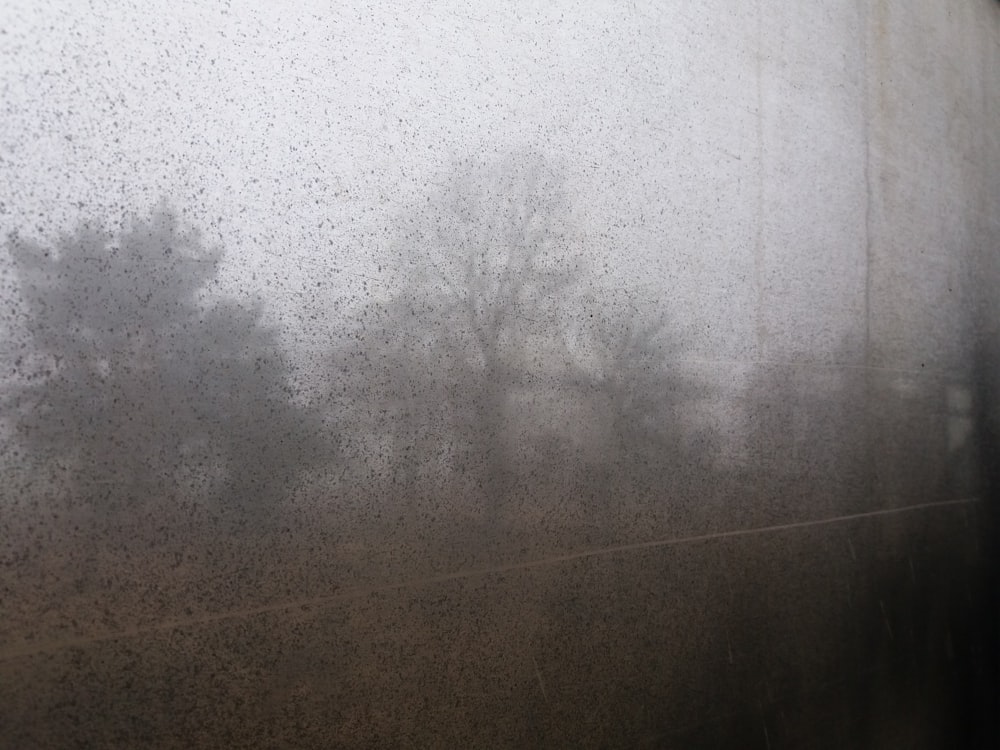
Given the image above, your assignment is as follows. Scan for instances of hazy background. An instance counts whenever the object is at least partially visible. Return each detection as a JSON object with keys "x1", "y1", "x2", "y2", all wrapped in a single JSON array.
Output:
[{"x1": 2, "y1": 1, "x2": 998, "y2": 747}]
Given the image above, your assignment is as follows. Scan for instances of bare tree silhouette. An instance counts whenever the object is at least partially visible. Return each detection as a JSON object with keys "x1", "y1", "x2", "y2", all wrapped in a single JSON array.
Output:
[
  {"x1": 377, "y1": 153, "x2": 587, "y2": 521},
  {"x1": 329, "y1": 151, "x2": 698, "y2": 530},
  {"x1": 560, "y1": 285, "x2": 696, "y2": 513}
]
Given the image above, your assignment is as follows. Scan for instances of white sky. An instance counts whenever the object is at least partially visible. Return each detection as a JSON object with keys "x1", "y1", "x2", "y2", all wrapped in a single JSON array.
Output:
[{"x1": 1, "y1": 0, "x2": 759, "y2": 362}]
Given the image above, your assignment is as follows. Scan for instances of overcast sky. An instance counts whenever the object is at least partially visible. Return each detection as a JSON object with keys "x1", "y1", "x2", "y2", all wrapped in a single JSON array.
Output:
[{"x1": 1, "y1": 0, "x2": 760, "y2": 365}]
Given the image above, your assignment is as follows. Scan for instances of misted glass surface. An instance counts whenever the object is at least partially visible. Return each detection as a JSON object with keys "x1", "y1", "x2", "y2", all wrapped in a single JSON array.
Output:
[{"x1": 1, "y1": 1, "x2": 997, "y2": 747}]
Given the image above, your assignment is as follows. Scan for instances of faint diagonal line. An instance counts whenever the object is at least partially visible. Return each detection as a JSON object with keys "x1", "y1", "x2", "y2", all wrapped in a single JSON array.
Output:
[{"x1": 0, "y1": 496, "x2": 980, "y2": 662}]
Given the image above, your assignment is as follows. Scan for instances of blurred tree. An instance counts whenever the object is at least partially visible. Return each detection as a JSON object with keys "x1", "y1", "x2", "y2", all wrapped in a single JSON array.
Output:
[
  {"x1": 331, "y1": 151, "x2": 697, "y2": 527},
  {"x1": 387, "y1": 153, "x2": 586, "y2": 520},
  {"x1": 562, "y1": 284, "x2": 694, "y2": 505},
  {"x1": 4, "y1": 205, "x2": 324, "y2": 525}
]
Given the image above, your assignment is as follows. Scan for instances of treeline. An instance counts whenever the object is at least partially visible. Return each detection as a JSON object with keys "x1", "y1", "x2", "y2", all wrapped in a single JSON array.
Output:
[
  {"x1": 1, "y1": 153, "x2": 703, "y2": 527},
  {"x1": 4, "y1": 152, "x2": 971, "y2": 530}
]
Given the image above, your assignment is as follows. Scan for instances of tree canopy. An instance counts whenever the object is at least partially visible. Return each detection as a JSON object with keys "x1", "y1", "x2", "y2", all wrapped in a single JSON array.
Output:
[{"x1": 5, "y1": 206, "x2": 323, "y2": 523}]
